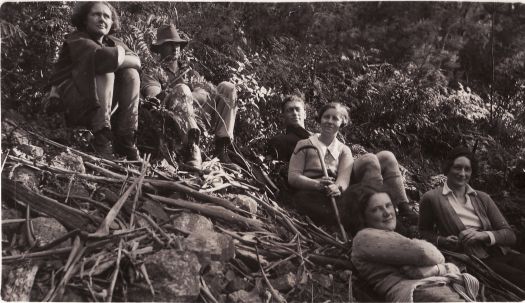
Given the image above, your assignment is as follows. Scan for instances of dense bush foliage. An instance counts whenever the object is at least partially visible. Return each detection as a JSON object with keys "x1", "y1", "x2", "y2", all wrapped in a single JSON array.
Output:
[{"x1": 2, "y1": 2, "x2": 524, "y2": 192}]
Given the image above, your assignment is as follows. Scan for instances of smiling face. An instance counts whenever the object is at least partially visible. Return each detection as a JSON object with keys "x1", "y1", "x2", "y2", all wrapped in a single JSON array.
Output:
[
  {"x1": 364, "y1": 192, "x2": 397, "y2": 231},
  {"x1": 85, "y1": 3, "x2": 113, "y2": 38},
  {"x1": 447, "y1": 156, "x2": 472, "y2": 189},
  {"x1": 320, "y1": 108, "x2": 344, "y2": 136},
  {"x1": 283, "y1": 100, "x2": 306, "y2": 128}
]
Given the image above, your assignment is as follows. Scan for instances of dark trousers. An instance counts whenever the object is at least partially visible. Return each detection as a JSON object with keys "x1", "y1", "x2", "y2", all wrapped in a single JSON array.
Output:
[{"x1": 484, "y1": 250, "x2": 525, "y2": 290}]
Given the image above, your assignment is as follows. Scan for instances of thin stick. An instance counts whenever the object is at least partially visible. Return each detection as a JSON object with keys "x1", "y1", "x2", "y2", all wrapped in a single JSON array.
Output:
[
  {"x1": 90, "y1": 164, "x2": 147, "y2": 238},
  {"x1": 130, "y1": 154, "x2": 150, "y2": 228},
  {"x1": 106, "y1": 240, "x2": 123, "y2": 302},
  {"x1": 255, "y1": 244, "x2": 286, "y2": 303}
]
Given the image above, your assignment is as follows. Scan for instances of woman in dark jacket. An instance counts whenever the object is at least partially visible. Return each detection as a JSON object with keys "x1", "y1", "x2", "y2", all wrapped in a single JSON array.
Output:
[
  {"x1": 419, "y1": 146, "x2": 525, "y2": 289},
  {"x1": 50, "y1": 1, "x2": 141, "y2": 160}
]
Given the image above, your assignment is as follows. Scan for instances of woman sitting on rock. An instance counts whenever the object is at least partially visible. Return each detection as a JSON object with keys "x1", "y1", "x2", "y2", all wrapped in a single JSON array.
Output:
[
  {"x1": 350, "y1": 183, "x2": 478, "y2": 302},
  {"x1": 419, "y1": 146, "x2": 525, "y2": 289}
]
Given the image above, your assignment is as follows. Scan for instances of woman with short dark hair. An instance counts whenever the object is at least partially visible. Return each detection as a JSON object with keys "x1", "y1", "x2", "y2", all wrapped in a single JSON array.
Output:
[
  {"x1": 419, "y1": 146, "x2": 525, "y2": 289},
  {"x1": 350, "y1": 183, "x2": 477, "y2": 302},
  {"x1": 50, "y1": 1, "x2": 141, "y2": 160}
]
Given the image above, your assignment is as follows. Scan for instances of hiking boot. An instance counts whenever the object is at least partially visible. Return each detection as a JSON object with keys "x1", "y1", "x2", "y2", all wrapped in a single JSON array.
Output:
[
  {"x1": 215, "y1": 136, "x2": 232, "y2": 163},
  {"x1": 92, "y1": 128, "x2": 114, "y2": 160},
  {"x1": 398, "y1": 202, "x2": 419, "y2": 225},
  {"x1": 183, "y1": 143, "x2": 202, "y2": 170},
  {"x1": 114, "y1": 131, "x2": 141, "y2": 161}
]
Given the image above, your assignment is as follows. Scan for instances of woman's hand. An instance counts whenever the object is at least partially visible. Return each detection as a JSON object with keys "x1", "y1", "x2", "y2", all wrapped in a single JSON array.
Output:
[
  {"x1": 318, "y1": 177, "x2": 341, "y2": 197},
  {"x1": 438, "y1": 235, "x2": 459, "y2": 249},
  {"x1": 401, "y1": 265, "x2": 438, "y2": 278},
  {"x1": 459, "y1": 228, "x2": 490, "y2": 246}
]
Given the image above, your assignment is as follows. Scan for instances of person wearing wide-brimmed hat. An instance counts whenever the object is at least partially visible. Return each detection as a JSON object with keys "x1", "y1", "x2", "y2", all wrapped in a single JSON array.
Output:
[
  {"x1": 50, "y1": 1, "x2": 141, "y2": 161},
  {"x1": 141, "y1": 24, "x2": 238, "y2": 170}
]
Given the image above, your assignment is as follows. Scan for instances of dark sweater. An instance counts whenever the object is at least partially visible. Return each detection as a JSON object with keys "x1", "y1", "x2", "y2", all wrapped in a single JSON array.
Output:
[{"x1": 268, "y1": 125, "x2": 311, "y2": 161}]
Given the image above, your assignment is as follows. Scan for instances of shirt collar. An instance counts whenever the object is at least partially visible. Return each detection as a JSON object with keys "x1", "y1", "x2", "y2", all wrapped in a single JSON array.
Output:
[
  {"x1": 442, "y1": 182, "x2": 477, "y2": 196},
  {"x1": 310, "y1": 134, "x2": 344, "y2": 159}
]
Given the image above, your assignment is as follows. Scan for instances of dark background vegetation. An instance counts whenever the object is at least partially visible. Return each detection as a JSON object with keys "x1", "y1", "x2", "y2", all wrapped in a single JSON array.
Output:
[{"x1": 1, "y1": 2, "x2": 525, "y2": 232}]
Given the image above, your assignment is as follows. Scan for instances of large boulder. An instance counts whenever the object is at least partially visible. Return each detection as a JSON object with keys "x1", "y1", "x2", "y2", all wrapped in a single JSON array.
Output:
[
  {"x1": 128, "y1": 250, "x2": 201, "y2": 302},
  {"x1": 183, "y1": 231, "x2": 235, "y2": 265}
]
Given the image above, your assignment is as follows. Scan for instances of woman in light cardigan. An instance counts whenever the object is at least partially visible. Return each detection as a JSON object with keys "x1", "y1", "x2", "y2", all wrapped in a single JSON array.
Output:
[
  {"x1": 350, "y1": 183, "x2": 478, "y2": 302},
  {"x1": 419, "y1": 146, "x2": 525, "y2": 289},
  {"x1": 288, "y1": 102, "x2": 353, "y2": 225}
]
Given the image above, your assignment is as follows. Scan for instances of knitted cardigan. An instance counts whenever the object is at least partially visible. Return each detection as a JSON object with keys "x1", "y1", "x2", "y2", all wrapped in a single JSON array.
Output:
[{"x1": 419, "y1": 186, "x2": 516, "y2": 258}]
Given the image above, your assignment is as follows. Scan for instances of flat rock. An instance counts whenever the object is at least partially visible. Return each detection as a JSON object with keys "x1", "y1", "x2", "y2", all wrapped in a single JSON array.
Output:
[
  {"x1": 31, "y1": 217, "x2": 69, "y2": 248},
  {"x1": 184, "y1": 231, "x2": 235, "y2": 265},
  {"x1": 17, "y1": 144, "x2": 44, "y2": 158},
  {"x1": 50, "y1": 152, "x2": 86, "y2": 174},
  {"x1": 172, "y1": 212, "x2": 214, "y2": 235},
  {"x1": 128, "y1": 250, "x2": 201, "y2": 302},
  {"x1": 227, "y1": 290, "x2": 262, "y2": 303},
  {"x1": 269, "y1": 272, "x2": 296, "y2": 291},
  {"x1": 233, "y1": 195, "x2": 258, "y2": 215},
  {"x1": 12, "y1": 166, "x2": 41, "y2": 192}
]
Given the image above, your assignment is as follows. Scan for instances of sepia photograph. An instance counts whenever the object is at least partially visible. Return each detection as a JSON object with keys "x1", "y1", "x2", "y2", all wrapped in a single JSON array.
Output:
[{"x1": 1, "y1": 1, "x2": 525, "y2": 301}]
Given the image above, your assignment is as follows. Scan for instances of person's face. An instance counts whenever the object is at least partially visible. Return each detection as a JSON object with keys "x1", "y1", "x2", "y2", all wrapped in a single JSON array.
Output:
[
  {"x1": 364, "y1": 193, "x2": 397, "y2": 231},
  {"x1": 320, "y1": 108, "x2": 344, "y2": 136},
  {"x1": 158, "y1": 42, "x2": 182, "y2": 60},
  {"x1": 85, "y1": 3, "x2": 113, "y2": 38},
  {"x1": 447, "y1": 156, "x2": 472, "y2": 189},
  {"x1": 283, "y1": 100, "x2": 306, "y2": 127}
]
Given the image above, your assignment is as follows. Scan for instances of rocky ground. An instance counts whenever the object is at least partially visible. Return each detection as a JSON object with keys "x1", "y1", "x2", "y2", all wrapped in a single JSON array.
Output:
[{"x1": 2, "y1": 108, "x2": 525, "y2": 302}]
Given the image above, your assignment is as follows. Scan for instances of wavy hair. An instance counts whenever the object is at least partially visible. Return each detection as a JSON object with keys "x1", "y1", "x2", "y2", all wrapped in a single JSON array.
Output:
[
  {"x1": 71, "y1": 2, "x2": 121, "y2": 34},
  {"x1": 347, "y1": 183, "x2": 391, "y2": 236},
  {"x1": 316, "y1": 102, "x2": 350, "y2": 127}
]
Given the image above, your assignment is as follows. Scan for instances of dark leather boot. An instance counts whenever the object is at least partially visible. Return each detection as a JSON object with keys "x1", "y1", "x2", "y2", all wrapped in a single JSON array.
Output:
[
  {"x1": 215, "y1": 137, "x2": 232, "y2": 163},
  {"x1": 92, "y1": 128, "x2": 114, "y2": 160},
  {"x1": 114, "y1": 131, "x2": 141, "y2": 161}
]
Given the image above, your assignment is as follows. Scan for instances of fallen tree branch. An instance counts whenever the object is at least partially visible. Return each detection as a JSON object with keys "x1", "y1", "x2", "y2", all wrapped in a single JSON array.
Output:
[
  {"x1": 2, "y1": 177, "x2": 96, "y2": 232},
  {"x1": 147, "y1": 193, "x2": 265, "y2": 231}
]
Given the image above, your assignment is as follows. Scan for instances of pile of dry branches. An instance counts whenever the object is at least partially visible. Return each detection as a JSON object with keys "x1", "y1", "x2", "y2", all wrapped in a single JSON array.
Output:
[{"x1": 1, "y1": 118, "x2": 357, "y2": 302}]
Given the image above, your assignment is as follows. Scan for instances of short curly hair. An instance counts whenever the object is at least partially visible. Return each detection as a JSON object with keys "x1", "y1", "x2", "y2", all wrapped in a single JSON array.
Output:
[
  {"x1": 442, "y1": 146, "x2": 478, "y2": 178},
  {"x1": 71, "y1": 2, "x2": 121, "y2": 34},
  {"x1": 280, "y1": 95, "x2": 305, "y2": 112},
  {"x1": 316, "y1": 102, "x2": 350, "y2": 127}
]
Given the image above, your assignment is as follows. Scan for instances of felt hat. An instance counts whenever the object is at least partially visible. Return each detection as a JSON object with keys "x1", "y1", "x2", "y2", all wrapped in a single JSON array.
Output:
[{"x1": 151, "y1": 24, "x2": 188, "y2": 53}]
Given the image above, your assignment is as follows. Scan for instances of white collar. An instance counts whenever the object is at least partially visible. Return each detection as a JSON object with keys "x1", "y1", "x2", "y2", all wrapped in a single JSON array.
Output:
[
  {"x1": 442, "y1": 182, "x2": 477, "y2": 196},
  {"x1": 310, "y1": 134, "x2": 344, "y2": 159}
]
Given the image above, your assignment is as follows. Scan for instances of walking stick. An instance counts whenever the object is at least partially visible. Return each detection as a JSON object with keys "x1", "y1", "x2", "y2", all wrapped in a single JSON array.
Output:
[{"x1": 295, "y1": 144, "x2": 349, "y2": 243}]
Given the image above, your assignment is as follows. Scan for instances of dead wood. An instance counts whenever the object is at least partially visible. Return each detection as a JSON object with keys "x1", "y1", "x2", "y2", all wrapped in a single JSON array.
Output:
[
  {"x1": 145, "y1": 179, "x2": 245, "y2": 214},
  {"x1": 147, "y1": 193, "x2": 266, "y2": 231},
  {"x1": 2, "y1": 177, "x2": 96, "y2": 232}
]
